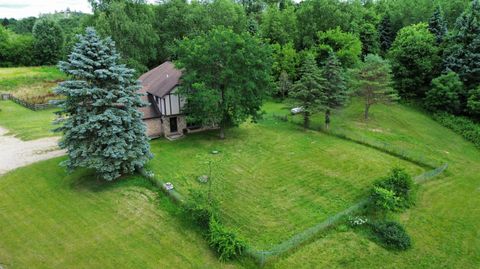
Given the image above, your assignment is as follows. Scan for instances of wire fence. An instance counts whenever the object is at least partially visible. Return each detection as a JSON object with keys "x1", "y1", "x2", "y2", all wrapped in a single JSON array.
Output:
[
  {"x1": 270, "y1": 113, "x2": 441, "y2": 169},
  {"x1": 245, "y1": 163, "x2": 448, "y2": 266}
]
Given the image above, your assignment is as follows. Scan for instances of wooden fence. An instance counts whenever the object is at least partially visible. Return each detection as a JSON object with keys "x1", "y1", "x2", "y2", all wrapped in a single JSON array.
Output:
[{"x1": 1, "y1": 93, "x2": 57, "y2": 111}]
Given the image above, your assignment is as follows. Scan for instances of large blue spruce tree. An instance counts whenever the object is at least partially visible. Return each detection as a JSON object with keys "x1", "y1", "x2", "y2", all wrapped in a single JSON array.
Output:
[{"x1": 55, "y1": 27, "x2": 152, "y2": 181}]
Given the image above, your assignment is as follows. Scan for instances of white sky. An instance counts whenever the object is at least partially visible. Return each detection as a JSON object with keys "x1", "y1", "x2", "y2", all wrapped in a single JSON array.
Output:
[{"x1": 0, "y1": 0, "x2": 92, "y2": 19}]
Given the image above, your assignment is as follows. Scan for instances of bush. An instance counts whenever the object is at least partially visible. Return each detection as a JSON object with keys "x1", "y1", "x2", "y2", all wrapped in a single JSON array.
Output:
[
  {"x1": 371, "y1": 168, "x2": 416, "y2": 212},
  {"x1": 371, "y1": 186, "x2": 399, "y2": 211},
  {"x1": 182, "y1": 189, "x2": 218, "y2": 229},
  {"x1": 467, "y1": 87, "x2": 480, "y2": 117},
  {"x1": 425, "y1": 72, "x2": 464, "y2": 114},
  {"x1": 433, "y1": 112, "x2": 480, "y2": 148},
  {"x1": 370, "y1": 220, "x2": 412, "y2": 250},
  {"x1": 208, "y1": 217, "x2": 246, "y2": 261}
]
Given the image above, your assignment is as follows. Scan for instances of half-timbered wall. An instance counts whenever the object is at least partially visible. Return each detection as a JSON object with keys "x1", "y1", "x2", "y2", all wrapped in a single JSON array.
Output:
[{"x1": 154, "y1": 87, "x2": 183, "y2": 116}]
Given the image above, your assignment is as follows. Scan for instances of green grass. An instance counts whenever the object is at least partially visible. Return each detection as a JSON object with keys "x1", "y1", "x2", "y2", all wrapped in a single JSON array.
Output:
[
  {"x1": 0, "y1": 100, "x2": 57, "y2": 140},
  {"x1": 147, "y1": 116, "x2": 423, "y2": 250},
  {"x1": 0, "y1": 158, "x2": 241, "y2": 269},
  {"x1": 262, "y1": 99, "x2": 480, "y2": 268},
  {"x1": 1, "y1": 97, "x2": 479, "y2": 268},
  {"x1": 0, "y1": 66, "x2": 65, "y2": 104}
]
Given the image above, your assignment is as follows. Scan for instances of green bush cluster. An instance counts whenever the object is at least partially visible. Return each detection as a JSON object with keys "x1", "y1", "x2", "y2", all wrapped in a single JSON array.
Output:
[
  {"x1": 433, "y1": 112, "x2": 480, "y2": 148},
  {"x1": 182, "y1": 189, "x2": 218, "y2": 229},
  {"x1": 208, "y1": 217, "x2": 246, "y2": 261},
  {"x1": 370, "y1": 220, "x2": 412, "y2": 250},
  {"x1": 0, "y1": 26, "x2": 35, "y2": 67},
  {"x1": 182, "y1": 189, "x2": 245, "y2": 261},
  {"x1": 370, "y1": 168, "x2": 416, "y2": 212}
]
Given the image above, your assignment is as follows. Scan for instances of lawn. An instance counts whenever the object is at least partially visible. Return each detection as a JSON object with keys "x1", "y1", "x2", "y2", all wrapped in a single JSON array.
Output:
[
  {"x1": 0, "y1": 157, "x2": 241, "y2": 269},
  {"x1": 0, "y1": 66, "x2": 65, "y2": 104},
  {"x1": 263, "y1": 99, "x2": 480, "y2": 268},
  {"x1": 1, "y1": 98, "x2": 478, "y2": 268},
  {"x1": 0, "y1": 100, "x2": 57, "y2": 140},
  {"x1": 147, "y1": 116, "x2": 423, "y2": 250}
]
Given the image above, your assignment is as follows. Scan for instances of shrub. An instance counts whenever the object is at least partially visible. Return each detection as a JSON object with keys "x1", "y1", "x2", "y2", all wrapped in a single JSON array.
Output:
[
  {"x1": 425, "y1": 72, "x2": 464, "y2": 114},
  {"x1": 371, "y1": 168, "x2": 416, "y2": 212},
  {"x1": 182, "y1": 189, "x2": 218, "y2": 229},
  {"x1": 433, "y1": 112, "x2": 480, "y2": 148},
  {"x1": 371, "y1": 186, "x2": 399, "y2": 211},
  {"x1": 467, "y1": 86, "x2": 480, "y2": 117},
  {"x1": 370, "y1": 220, "x2": 412, "y2": 250},
  {"x1": 208, "y1": 217, "x2": 246, "y2": 261}
]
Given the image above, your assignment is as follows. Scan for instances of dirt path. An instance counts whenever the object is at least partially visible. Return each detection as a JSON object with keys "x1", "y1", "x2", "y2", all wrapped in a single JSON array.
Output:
[{"x1": 0, "y1": 126, "x2": 65, "y2": 175}]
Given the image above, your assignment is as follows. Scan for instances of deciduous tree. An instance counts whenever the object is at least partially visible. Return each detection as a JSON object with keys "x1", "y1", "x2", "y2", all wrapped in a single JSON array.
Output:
[
  {"x1": 175, "y1": 28, "x2": 273, "y2": 139},
  {"x1": 32, "y1": 18, "x2": 64, "y2": 65},
  {"x1": 388, "y1": 23, "x2": 440, "y2": 98}
]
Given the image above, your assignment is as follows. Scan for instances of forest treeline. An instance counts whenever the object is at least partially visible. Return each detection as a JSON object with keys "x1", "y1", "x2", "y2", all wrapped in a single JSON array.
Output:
[{"x1": 1, "y1": 0, "x2": 479, "y2": 119}]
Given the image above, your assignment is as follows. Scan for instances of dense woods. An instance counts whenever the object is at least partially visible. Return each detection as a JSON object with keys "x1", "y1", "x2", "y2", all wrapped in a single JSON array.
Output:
[{"x1": 2, "y1": 0, "x2": 480, "y2": 121}]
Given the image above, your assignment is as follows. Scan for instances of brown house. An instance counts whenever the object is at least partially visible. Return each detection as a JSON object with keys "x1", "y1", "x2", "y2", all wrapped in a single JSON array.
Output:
[{"x1": 138, "y1": 61, "x2": 187, "y2": 139}]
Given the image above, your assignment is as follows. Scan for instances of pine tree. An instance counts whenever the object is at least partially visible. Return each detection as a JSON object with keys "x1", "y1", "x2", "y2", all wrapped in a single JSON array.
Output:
[
  {"x1": 443, "y1": 0, "x2": 480, "y2": 88},
  {"x1": 378, "y1": 13, "x2": 394, "y2": 54},
  {"x1": 428, "y1": 6, "x2": 448, "y2": 44},
  {"x1": 321, "y1": 52, "x2": 348, "y2": 130},
  {"x1": 55, "y1": 27, "x2": 152, "y2": 181},
  {"x1": 352, "y1": 54, "x2": 399, "y2": 120},
  {"x1": 290, "y1": 54, "x2": 326, "y2": 129}
]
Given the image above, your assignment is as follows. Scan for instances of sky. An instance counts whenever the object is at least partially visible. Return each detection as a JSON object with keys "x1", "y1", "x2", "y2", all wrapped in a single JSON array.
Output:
[{"x1": 0, "y1": 0, "x2": 93, "y2": 19}]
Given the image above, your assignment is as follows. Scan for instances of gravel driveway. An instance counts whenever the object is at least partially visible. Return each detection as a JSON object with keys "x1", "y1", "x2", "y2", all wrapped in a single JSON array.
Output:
[{"x1": 0, "y1": 126, "x2": 65, "y2": 175}]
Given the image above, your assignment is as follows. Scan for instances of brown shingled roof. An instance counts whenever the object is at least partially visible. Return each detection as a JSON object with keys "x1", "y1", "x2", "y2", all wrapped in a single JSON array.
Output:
[
  {"x1": 137, "y1": 61, "x2": 182, "y2": 120},
  {"x1": 139, "y1": 61, "x2": 182, "y2": 98}
]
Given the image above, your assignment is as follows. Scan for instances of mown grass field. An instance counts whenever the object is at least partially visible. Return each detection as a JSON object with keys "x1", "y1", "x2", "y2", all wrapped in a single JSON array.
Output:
[
  {"x1": 0, "y1": 98, "x2": 479, "y2": 268},
  {"x1": 263, "y1": 100, "x2": 480, "y2": 268},
  {"x1": 0, "y1": 66, "x2": 65, "y2": 104},
  {"x1": 0, "y1": 100, "x2": 57, "y2": 140},
  {"x1": 0, "y1": 158, "x2": 241, "y2": 269},
  {"x1": 147, "y1": 116, "x2": 423, "y2": 250}
]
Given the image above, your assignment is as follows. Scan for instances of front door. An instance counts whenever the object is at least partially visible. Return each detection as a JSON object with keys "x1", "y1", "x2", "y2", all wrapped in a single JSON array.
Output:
[{"x1": 170, "y1": 117, "x2": 178, "y2": 133}]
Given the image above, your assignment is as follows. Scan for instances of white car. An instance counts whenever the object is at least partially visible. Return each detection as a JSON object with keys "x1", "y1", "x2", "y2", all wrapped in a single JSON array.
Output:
[{"x1": 291, "y1": 107, "x2": 304, "y2": 115}]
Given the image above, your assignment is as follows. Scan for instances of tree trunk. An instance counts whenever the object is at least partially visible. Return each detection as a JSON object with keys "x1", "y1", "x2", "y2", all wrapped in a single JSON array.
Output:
[
  {"x1": 325, "y1": 109, "x2": 331, "y2": 130},
  {"x1": 219, "y1": 126, "x2": 225, "y2": 139},
  {"x1": 303, "y1": 112, "x2": 310, "y2": 129},
  {"x1": 364, "y1": 104, "x2": 370, "y2": 120}
]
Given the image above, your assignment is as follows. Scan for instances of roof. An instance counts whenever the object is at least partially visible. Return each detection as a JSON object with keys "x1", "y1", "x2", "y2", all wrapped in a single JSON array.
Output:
[
  {"x1": 137, "y1": 61, "x2": 182, "y2": 120},
  {"x1": 139, "y1": 61, "x2": 182, "y2": 98}
]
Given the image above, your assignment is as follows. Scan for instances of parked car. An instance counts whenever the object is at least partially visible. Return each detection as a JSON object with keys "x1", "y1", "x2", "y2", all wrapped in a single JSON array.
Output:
[{"x1": 291, "y1": 107, "x2": 304, "y2": 115}]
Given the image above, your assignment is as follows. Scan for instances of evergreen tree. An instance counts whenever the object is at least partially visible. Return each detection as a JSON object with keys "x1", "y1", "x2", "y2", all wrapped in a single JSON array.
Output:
[
  {"x1": 290, "y1": 54, "x2": 326, "y2": 129},
  {"x1": 55, "y1": 27, "x2": 152, "y2": 181},
  {"x1": 429, "y1": 6, "x2": 448, "y2": 44},
  {"x1": 359, "y1": 22, "x2": 380, "y2": 57},
  {"x1": 443, "y1": 0, "x2": 480, "y2": 88},
  {"x1": 321, "y1": 52, "x2": 348, "y2": 129},
  {"x1": 378, "y1": 13, "x2": 394, "y2": 54},
  {"x1": 352, "y1": 54, "x2": 398, "y2": 120},
  {"x1": 32, "y1": 18, "x2": 64, "y2": 65}
]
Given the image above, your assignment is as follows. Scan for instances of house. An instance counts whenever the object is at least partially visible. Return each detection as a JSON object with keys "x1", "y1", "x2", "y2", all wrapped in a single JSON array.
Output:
[{"x1": 138, "y1": 61, "x2": 187, "y2": 139}]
